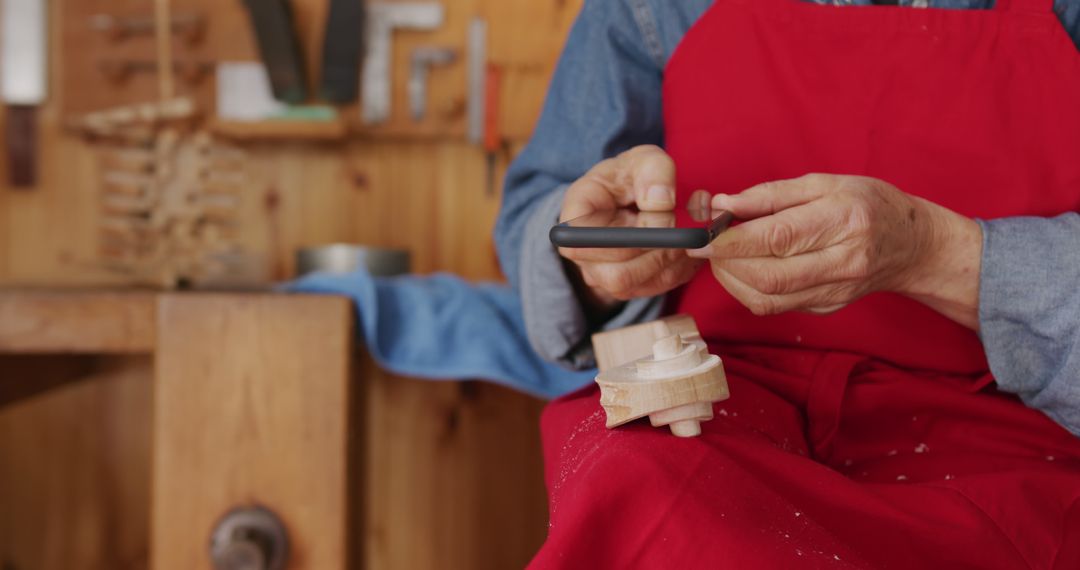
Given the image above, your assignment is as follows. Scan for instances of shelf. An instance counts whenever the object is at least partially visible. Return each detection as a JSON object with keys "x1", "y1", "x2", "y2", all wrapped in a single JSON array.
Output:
[
  {"x1": 209, "y1": 119, "x2": 349, "y2": 142},
  {"x1": 0, "y1": 290, "x2": 157, "y2": 353}
]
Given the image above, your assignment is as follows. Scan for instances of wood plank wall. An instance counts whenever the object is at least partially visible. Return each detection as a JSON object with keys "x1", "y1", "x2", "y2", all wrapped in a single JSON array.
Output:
[
  {"x1": 0, "y1": 0, "x2": 583, "y2": 568},
  {"x1": 0, "y1": 0, "x2": 581, "y2": 284}
]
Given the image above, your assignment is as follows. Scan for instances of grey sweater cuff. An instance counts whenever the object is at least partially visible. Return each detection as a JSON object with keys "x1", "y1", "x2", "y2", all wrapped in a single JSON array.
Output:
[
  {"x1": 978, "y1": 214, "x2": 1080, "y2": 436},
  {"x1": 519, "y1": 187, "x2": 664, "y2": 370}
]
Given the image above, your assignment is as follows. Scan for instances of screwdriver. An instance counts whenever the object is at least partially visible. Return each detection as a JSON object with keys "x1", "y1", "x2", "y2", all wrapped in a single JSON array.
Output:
[{"x1": 483, "y1": 63, "x2": 503, "y2": 197}]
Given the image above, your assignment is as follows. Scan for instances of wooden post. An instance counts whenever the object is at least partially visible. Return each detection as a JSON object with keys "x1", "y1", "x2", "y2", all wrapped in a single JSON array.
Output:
[{"x1": 151, "y1": 294, "x2": 355, "y2": 569}]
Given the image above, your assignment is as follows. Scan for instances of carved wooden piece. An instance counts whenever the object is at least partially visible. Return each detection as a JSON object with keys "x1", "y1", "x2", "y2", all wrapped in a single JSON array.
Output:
[
  {"x1": 95, "y1": 129, "x2": 255, "y2": 288},
  {"x1": 591, "y1": 314, "x2": 700, "y2": 371},
  {"x1": 593, "y1": 315, "x2": 728, "y2": 437}
]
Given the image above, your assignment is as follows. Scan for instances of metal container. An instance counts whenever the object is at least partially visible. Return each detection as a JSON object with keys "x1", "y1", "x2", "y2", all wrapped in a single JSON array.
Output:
[{"x1": 295, "y1": 244, "x2": 410, "y2": 277}]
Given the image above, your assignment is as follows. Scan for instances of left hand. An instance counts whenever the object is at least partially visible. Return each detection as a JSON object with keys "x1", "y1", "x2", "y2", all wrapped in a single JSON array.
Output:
[{"x1": 687, "y1": 174, "x2": 981, "y2": 325}]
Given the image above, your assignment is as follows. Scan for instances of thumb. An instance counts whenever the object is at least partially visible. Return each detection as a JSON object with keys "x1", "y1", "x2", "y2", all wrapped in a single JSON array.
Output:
[
  {"x1": 712, "y1": 176, "x2": 826, "y2": 220},
  {"x1": 616, "y1": 145, "x2": 676, "y2": 211}
]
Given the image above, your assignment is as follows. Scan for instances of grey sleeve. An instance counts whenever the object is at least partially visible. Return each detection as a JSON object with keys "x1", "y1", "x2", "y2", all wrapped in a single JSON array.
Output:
[
  {"x1": 978, "y1": 214, "x2": 1080, "y2": 436},
  {"x1": 520, "y1": 185, "x2": 664, "y2": 369}
]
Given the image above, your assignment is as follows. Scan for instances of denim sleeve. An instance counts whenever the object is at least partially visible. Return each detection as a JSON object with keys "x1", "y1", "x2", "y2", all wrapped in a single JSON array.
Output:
[
  {"x1": 494, "y1": 0, "x2": 669, "y2": 369},
  {"x1": 978, "y1": 214, "x2": 1080, "y2": 436}
]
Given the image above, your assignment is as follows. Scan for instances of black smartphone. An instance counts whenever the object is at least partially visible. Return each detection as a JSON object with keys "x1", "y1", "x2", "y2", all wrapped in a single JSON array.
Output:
[{"x1": 550, "y1": 208, "x2": 734, "y2": 249}]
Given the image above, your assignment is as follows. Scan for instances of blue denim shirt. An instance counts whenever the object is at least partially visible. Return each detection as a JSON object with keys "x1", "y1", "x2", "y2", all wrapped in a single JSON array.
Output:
[{"x1": 494, "y1": 0, "x2": 1080, "y2": 436}]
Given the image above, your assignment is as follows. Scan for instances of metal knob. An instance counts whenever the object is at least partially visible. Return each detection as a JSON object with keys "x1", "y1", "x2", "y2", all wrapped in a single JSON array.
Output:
[{"x1": 209, "y1": 506, "x2": 288, "y2": 570}]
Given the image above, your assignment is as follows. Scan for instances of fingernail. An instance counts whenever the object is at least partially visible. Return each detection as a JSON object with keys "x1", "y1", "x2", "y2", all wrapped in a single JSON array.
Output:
[
  {"x1": 686, "y1": 246, "x2": 709, "y2": 258},
  {"x1": 646, "y1": 185, "x2": 674, "y2": 205}
]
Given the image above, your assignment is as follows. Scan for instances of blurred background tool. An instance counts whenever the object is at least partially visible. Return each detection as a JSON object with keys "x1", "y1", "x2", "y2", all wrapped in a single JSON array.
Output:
[
  {"x1": 319, "y1": 0, "x2": 365, "y2": 103},
  {"x1": 483, "y1": 63, "x2": 503, "y2": 196},
  {"x1": 362, "y1": 2, "x2": 445, "y2": 124},
  {"x1": 213, "y1": 61, "x2": 346, "y2": 141},
  {"x1": 296, "y1": 244, "x2": 410, "y2": 277},
  {"x1": 1, "y1": 0, "x2": 47, "y2": 189},
  {"x1": 408, "y1": 47, "x2": 457, "y2": 121},
  {"x1": 466, "y1": 17, "x2": 487, "y2": 145},
  {"x1": 242, "y1": 0, "x2": 307, "y2": 103},
  {"x1": 215, "y1": 62, "x2": 288, "y2": 121}
]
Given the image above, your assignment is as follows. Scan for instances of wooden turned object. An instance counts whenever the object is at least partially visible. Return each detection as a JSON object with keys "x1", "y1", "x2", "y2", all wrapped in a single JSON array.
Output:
[{"x1": 593, "y1": 315, "x2": 729, "y2": 438}]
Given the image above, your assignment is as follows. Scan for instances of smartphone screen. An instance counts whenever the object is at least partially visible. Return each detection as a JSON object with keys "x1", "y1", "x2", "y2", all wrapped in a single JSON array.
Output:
[{"x1": 550, "y1": 208, "x2": 734, "y2": 249}]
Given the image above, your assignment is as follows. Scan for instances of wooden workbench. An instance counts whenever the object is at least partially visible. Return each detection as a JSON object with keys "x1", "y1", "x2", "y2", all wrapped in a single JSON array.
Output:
[{"x1": 0, "y1": 290, "x2": 547, "y2": 570}]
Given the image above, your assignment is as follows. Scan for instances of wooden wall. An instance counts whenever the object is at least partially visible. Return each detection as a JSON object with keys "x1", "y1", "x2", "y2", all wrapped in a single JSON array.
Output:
[
  {"x1": 0, "y1": 0, "x2": 581, "y2": 284},
  {"x1": 0, "y1": 0, "x2": 582, "y2": 568}
]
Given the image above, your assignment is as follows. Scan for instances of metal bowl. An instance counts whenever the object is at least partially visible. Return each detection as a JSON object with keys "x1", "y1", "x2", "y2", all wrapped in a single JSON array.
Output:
[{"x1": 295, "y1": 244, "x2": 410, "y2": 277}]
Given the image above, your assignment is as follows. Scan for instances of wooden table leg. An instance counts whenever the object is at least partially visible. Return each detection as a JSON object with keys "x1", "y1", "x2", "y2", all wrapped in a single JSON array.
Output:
[{"x1": 151, "y1": 294, "x2": 355, "y2": 570}]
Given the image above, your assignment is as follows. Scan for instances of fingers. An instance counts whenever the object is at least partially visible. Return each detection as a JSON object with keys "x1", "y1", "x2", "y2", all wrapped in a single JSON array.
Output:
[
  {"x1": 579, "y1": 249, "x2": 699, "y2": 300},
  {"x1": 689, "y1": 174, "x2": 918, "y2": 316},
  {"x1": 557, "y1": 144, "x2": 693, "y2": 301},
  {"x1": 711, "y1": 244, "x2": 866, "y2": 296},
  {"x1": 560, "y1": 163, "x2": 630, "y2": 221},
  {"x1": 689, "y1": 197, "x2": 848, "y2": 259},
  {"x1": 560, "y1": 246, "x2": 645, "y2": 263},
  {"x1": 615, "y1": 145, "x2": 677, "y2": 211},
  {"x1": 635, "y1": 211, "x2": 676, "y2": 228},
  {"x1": 711, "y1": 174, "x2": 831, "y2": 220},
  {"x1": 560, "y1": 145, "x2": 676, "y2": 222},
  {"x1": 710, "y1": 265, "x2": 854, "y2": 316},
  {"x1": 688, "y1": 189, "x2": 711, "y2": 214},
  {"x1": 629, "y1": 256, "x2": 703, "y2": 298}
]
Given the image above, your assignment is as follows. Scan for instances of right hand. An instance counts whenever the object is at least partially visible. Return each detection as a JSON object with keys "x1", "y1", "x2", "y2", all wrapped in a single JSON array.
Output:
[{"x1": 559, "y1": 145, "x2": 705, "y2": 308}]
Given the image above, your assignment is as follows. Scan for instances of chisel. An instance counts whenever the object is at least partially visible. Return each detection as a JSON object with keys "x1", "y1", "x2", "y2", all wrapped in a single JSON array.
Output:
[
  {"x1": 320, "y1": 0, "x2": 364, "y2": 103},
  {"x1": 241, "y1": 0, "x2": 307, "y2": 103}
]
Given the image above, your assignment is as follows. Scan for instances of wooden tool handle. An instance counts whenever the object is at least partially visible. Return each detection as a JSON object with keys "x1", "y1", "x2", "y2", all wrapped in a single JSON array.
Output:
[
  {"x1": 243, "y1": 0, "x2": 307, "y2": 103},
  {"x1": 319, "y1": 0, "x2": 364, "y2": 103},
  {"x1": 5, "y1": 105, "x2": 37, "y2": 189},
  {"x1": 483, "y1": 64, "x2": 502, "y2": 152}
]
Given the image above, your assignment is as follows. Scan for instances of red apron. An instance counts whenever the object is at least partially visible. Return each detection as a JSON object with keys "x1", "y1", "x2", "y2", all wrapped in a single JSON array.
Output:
[{"x1": 532, "y1": 0, "x2": 1080, "y2": 568}]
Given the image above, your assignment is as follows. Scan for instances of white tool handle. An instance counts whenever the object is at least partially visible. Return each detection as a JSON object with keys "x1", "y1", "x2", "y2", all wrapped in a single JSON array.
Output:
[{"x1": 1, "y1": 0, "x2": 47, "y2": 104}]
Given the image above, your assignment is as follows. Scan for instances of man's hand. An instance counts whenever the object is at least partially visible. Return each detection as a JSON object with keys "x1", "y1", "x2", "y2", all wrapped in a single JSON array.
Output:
[
  {"x1": 559, "y1": 145, "x2": 705, "y2": 309},
  {"x1": 687, "y1": 174, "x2": 983, "y2": 329}
]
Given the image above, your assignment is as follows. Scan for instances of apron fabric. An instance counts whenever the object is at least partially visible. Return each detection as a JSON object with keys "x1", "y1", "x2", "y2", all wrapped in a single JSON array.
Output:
[{"x1": 531, "y1": 0, "x2": 1080, "y2": 568}]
